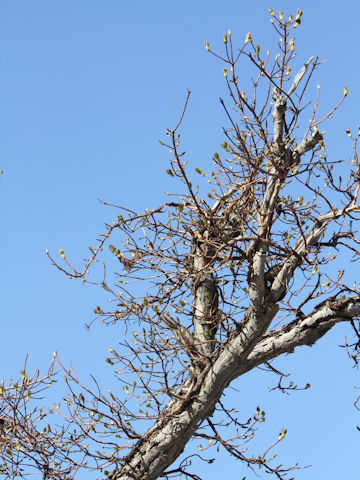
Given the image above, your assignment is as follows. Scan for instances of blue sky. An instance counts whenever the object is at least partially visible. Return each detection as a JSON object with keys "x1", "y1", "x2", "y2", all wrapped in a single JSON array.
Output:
[{"x1": 1, "y1": 1, "x2": 359, "y2": 479}]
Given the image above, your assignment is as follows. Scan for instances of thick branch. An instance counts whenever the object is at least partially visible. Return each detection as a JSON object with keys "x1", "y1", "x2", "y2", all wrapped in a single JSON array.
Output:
[
  {"x1": 192, "y1": 243, "x2": 218, "y2": 358},
  {"x1": 246, "y1": 243, "x2": 267, "y2": 341},
  {"x1": 272, "y1": 88, "x2": 287, "y2": 145},
  {"x1": 248, "y1": 295, "x2": 360, "y2": 366},
  {"x1": 294, "y1": 129, "x2": 323, "y2": 157},
  {"x1": 109, "y1": 303, "x2": 278, "y2": 480},
  {"x1": 110, "y1": 293, "x2": 360, "y2": 480}
]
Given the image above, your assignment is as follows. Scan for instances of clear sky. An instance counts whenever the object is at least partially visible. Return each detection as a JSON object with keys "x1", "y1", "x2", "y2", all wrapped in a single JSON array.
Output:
[{"x1": 1, "y1": 1, "x2": 359, "y2": 479}]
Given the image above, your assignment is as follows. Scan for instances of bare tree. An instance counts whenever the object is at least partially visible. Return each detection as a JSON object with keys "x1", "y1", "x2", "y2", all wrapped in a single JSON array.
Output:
[{"x1": 1, "y1": 9, "x2": 360, "y2": 480}]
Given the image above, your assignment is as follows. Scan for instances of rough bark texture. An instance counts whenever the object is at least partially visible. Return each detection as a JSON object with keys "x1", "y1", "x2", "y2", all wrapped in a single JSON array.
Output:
[{"x1": 111, "y1": 296, "x2": 360, "y2": 480}]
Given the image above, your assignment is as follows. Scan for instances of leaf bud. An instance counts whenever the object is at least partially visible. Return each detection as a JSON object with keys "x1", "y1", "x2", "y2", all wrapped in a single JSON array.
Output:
[
  {"x1": 223, "y1": 33, "x2": 228, "y2": 44},
  {"x1": 204, "y1": 41, "x2": 210, "y2": 51},
  {"x1": 244, "y1": 32, "x2": 252, "y2": 44},
  {"x1": 294, "y1": 9, "x2": 303, "y2": 27}
]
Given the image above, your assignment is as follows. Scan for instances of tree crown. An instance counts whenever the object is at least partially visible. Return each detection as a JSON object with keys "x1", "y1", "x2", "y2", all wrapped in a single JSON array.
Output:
[{"x1": 1, "y1": 9, "x2": 360, "y2": 480}]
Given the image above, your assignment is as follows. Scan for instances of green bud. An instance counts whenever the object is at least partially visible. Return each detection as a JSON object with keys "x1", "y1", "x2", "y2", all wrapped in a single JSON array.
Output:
[{"x1": 245, "y1": 32, "x2": 252, "y2": 44}]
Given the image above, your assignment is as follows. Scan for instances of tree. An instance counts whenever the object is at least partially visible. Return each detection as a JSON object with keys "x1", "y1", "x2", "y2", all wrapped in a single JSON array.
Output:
[{"x1": 1, "y1": 9, "x2": 359, "y2": 480}]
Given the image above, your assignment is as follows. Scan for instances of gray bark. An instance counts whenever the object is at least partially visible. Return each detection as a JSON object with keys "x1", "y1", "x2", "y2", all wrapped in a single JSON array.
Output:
[
  {"x1": 111, "y1": 295, "x2": 360, "y2": 480},
  {"x1": 192, "y1": 242, "x2": 218, "y2": 358}
]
